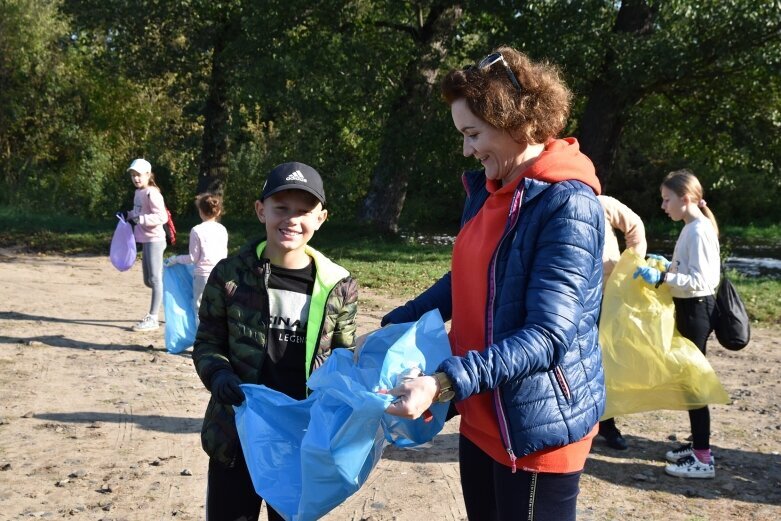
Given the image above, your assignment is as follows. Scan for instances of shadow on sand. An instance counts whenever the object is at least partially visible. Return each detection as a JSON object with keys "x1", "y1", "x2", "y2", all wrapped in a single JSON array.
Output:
[
  {"x1": 384, "y1": 430, "x2": 781, "y2": 507},
  {"x1": 34, "y1": 411, "x2": 201, "y2": 434}
]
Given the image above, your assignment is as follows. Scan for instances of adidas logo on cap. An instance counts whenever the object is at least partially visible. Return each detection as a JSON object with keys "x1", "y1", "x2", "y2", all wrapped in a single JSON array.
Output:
[
  {"x1": 285, "y1": 170, "x2": 308, "y2": 183},
  {"x1": 262, "y1": 162, "x2": 325, "y2": 204}
]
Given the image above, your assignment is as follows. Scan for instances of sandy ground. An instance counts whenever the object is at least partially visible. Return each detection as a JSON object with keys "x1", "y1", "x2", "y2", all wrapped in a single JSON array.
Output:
[{"x1": 0, "y1": 250, "x2": 780, "y2": 521}]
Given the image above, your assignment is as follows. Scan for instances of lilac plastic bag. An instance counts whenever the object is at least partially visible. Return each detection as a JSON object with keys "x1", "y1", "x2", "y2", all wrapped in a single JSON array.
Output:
[{"x1": 109, "y1": 214, "x2": 136, "y2": 271}]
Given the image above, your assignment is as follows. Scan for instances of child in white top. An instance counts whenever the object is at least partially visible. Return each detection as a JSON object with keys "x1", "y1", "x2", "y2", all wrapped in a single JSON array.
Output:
[
  {"x1": 634, "y1": 169, "x2": 721, "y2": 479},
  {"x1": 124, "y1": 158, "x2": 168, "y2": 332},
  {"x1": 165, "y1": 193, "x2": 229, "y2": 313}
]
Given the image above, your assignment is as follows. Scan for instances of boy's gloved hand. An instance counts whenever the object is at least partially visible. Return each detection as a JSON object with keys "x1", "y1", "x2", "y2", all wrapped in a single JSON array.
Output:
[
  {"x1": 633, "y1": 266, "x2": 662, "y2": 285},
  {"x1": 163, "y1": 256, "x2": 177, "y2": 267},
  {"x1": 646, "y1": 253, "x2": 671, "y2": 269},
  {"x1": 210, "y1": 369, "x2": 245, "y2": 405}
]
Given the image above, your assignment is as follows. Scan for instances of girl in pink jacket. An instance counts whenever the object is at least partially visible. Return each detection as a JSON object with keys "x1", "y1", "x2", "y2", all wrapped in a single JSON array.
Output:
[{"x1": 124, "y1": 158, "x2": 168, "y2": 332}]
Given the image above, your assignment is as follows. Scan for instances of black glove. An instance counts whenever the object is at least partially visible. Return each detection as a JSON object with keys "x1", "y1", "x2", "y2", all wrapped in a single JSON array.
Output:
[
  {"x1": 117, "y1": 210, "x2": 137, "y2": 225},
  {"x1": 210, "y1": 369, "x2": 245, "y2": 406}
]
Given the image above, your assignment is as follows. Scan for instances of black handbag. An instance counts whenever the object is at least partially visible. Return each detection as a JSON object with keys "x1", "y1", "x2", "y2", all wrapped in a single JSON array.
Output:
[{"x1": 712, "y1": 271, "x2": 750, "y2": 351}]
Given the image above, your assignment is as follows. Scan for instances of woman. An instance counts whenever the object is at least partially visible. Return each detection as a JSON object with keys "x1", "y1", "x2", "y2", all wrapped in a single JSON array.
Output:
[{"x1": 382, "y1": 46, "x2": 605, "y2": 520}]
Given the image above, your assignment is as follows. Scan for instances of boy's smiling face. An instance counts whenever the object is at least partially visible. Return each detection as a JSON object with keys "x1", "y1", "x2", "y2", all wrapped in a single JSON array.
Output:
[{"x1": 255, "y1": 190, "x2": 327, "y2": 268}]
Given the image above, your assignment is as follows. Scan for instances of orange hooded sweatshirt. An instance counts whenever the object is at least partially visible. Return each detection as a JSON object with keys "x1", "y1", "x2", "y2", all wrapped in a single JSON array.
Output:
[
  {"x1": 524, "y1": 137, "x2": 601, "y2": 194},
  {"x1": 450, "y1": 137, "x2": 600, "y2": 472}
]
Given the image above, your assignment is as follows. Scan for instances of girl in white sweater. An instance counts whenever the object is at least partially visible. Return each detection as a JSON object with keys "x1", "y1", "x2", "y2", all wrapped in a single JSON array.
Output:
[
  {"x1": 634, "y1": 169, "x2": 720, "y2": 479},
  {"x1": 165, "y1": 193, "x2": 228, "y2": 315}
]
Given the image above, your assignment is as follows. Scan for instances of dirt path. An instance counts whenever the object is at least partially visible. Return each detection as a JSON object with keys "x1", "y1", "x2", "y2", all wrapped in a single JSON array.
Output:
[{"x1": 0, "y1": 251, "x2": 779, "y2": 520}]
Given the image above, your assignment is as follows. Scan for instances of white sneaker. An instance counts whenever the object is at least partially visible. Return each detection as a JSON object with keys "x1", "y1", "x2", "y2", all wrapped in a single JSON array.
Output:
[
  {"x1": 132, "y1": 314, "x2": 159, "y2": 332},
  {"x1": 665, "y1": 443, "x2": 693, "y2": 463},
  {"x1": 664, "y1": 454, "x2": 715, "y2": 479}
]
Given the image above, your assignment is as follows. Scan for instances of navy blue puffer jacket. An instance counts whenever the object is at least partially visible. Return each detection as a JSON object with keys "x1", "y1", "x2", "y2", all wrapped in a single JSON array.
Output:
[{"x1": 383, "y1": 170, "x2": 605, "y2": 462}]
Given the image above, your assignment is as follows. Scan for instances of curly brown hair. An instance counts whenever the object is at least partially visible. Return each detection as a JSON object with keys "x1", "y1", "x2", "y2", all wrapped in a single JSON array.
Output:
[
  {"x1": 441, "y1": 46, "x2": 572, "y2": 144},
  {"x1": 196, "y1": 193, "x2": 223, "y2": 220}
]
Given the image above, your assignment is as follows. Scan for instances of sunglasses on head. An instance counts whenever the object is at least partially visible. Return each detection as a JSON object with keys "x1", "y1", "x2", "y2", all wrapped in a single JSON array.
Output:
[{"x1": 477, "y1": 52, "x2": 522, "y2": 92}]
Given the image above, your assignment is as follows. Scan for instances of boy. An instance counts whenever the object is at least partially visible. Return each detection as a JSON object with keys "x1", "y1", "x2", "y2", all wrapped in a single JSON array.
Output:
[{"x1": 193, "y1": 162, "x2": 359, "y2": 521}]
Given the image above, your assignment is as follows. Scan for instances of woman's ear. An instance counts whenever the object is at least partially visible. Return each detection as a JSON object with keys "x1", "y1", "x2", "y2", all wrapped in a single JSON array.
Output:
[{"x1": 509, "y1": 128, "x2": 527, "y2": 145}]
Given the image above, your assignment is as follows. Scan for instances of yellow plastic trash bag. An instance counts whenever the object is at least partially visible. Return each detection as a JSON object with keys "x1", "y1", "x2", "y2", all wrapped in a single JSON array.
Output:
[{"x1": 599, "y1": 249, "x2": 729, "y2": 420}]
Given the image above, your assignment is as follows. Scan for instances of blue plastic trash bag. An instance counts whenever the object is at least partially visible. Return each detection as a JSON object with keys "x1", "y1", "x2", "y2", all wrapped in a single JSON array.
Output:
[
  {"x1": 109, "y1": 214, "x2": 136, "y2": 271},
  {"x1": 163, "y1": 263, "x2": 196, "y2": 353},
  {"x1": 235, "y1": 309, "x2": 452, "y2": 521}
]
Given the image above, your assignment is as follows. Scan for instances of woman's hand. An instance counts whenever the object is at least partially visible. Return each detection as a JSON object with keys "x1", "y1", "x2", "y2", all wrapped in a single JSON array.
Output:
[{"x1": 384, "y1": 375, "x2": 439, "y2": 419}]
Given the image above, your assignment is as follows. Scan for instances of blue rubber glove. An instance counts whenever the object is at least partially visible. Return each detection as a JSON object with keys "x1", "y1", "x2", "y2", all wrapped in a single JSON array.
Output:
[
  {"x1": 646, "y1": 254, "x2": 671, "y2": 270},
  {"x1": 163, "y1": 256, "x2": 177, "y2": 267},
  {"x1": 633, "y1": 266, "x2": 663, "y2": 285}
]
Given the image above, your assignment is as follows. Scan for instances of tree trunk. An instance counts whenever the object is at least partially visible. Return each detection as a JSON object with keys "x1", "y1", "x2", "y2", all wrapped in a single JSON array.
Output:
[
  {"x1": 577, "y1": 0, "x2": 655, "y2": 190},
  {"x1": 197, "y1": 23, "x2": 232, "y2": 196},
  {"x1": 360, "y1": 4, "x2": 463, "y2": 234}
]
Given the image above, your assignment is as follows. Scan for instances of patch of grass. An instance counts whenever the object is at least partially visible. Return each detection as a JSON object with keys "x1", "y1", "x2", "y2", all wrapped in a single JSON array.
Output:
[
  {"x1": 2, "y1": 207, "x2": 779, "y2": 325},
  {"x1": 645, "y1": 218, "x2": 781, "y2": 246},
  {"x1": 0, "y1": 207, "x2": 114, "y2": 253},
  {"x1": 311, "y1": 223, "x2": 452, "y2": 298},
  {"x1": 0, "y1": 207, "x2": 452, "y2": 299},
  {"x1": 723, "y1": 223, "x2": 781, "y2": 243},
  {"x1": 731, "y1": 272, "x2": 781, "y2": 326}
]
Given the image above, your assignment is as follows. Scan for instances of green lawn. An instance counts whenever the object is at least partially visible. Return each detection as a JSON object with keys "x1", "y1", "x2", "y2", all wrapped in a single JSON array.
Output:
[{"x1": 1, "y1": 207, "x2": 778, "y2": 326}]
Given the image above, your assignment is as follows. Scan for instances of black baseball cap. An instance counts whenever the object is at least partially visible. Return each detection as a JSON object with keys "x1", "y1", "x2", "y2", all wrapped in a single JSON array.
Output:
[{"x1": 260, "y1": 162, "x2": 326, "y2": 205}]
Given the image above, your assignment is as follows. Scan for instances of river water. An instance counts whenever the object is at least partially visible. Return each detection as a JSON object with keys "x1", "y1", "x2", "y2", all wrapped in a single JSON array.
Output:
[
  {"x1": 650, "y1": 240, "x2": 781, "y2": 278},
  {"x1": 724, "y1": 256, "x2": 781, "y2": 277}
]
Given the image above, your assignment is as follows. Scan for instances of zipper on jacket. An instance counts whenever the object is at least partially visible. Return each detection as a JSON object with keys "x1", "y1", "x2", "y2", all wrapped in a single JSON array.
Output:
[
  {"x1": 306, "y1": 277, "x2": 350, "y2": 383},
  {"x1": 553, "y1": 366, "x2": 572, "y2": 403},
  {"x1": 485, "y1": 188, "x2": 524, "y2": 345},
  {"x1": 493, "y1": 389, "x2": 518, "y2": 473},
  {"x1": 261, "y1": 258, "x2": 271, "y2": 387},
  {"x1": 486, "y1": 186, "x2": 524, "y2": 472}
]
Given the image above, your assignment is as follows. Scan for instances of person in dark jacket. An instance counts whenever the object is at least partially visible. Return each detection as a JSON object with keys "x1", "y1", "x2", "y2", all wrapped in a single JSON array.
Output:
[
  {"x1": 193, "y1": 162, "x2": 359, "y2": 521},
  {"x1": 381, "y1": 46, "x2": 605, "y2": 521}
]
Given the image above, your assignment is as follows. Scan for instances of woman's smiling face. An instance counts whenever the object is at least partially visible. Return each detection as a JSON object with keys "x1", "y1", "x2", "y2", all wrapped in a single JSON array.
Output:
[{"x1": 451, "y1": 98, "x2": 527, "y2": 185}]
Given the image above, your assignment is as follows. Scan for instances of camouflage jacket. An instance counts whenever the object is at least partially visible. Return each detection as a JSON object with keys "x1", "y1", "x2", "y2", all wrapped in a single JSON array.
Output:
[{"x1": 193, "y1": 239, "x2": 359, "y2": 466}]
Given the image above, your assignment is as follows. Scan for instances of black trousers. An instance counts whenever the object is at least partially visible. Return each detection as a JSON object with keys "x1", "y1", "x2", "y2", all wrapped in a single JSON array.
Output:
[
  {"x1": 459, "y1": 435, "x2": 581, "y2": 521},
  {"x1": 206, "y1": 446, "x2": 284, "y2": 521},
  {"x1": 673, "y1": 295, "x2": 716, "y2": 451}
]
